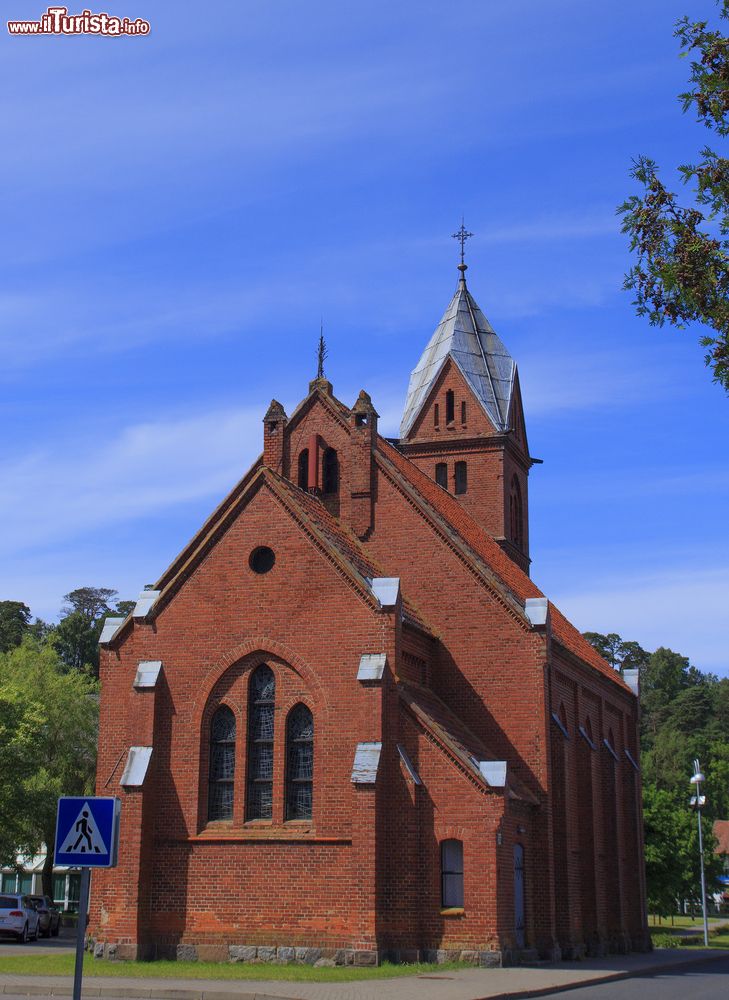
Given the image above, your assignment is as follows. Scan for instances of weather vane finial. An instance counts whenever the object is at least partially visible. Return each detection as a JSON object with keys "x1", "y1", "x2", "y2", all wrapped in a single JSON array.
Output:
[
  {"x1": 317, "y1": 321, "x2": 327, "y2": 380},
  {"x1": 451, "y1": 217, "x2": 474, "y2": 270}
]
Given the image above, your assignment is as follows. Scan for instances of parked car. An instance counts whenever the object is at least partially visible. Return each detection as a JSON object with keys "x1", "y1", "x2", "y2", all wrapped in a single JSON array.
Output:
[
  {"x1": 28, "y1": 895, "x2": 60, "y2": 938},
  {"x1": 0, "y1": 894, "x2": 40, "y2": 942}
]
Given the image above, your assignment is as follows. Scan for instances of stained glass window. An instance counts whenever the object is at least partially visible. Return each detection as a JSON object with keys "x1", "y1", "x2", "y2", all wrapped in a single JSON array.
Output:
[
  {"x1": 285, "y1": 704, "x2": 313, "y2": 820},
  {"x1": 208, "y1": 705, "x2": 236, "y2": 821},
  {"x1": 246, "y1": 665, "x2": 275, "y2": 820}
]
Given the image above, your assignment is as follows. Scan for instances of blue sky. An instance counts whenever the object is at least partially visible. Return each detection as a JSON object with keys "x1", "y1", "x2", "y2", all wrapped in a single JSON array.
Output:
[{"x1": 2, "y1": 0, "x2": 727, "y2": 674}]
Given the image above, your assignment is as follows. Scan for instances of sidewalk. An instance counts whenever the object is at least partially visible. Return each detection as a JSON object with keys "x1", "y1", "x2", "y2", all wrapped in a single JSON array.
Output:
[{"x1": 0, "y1": 948, "x2": 726, "y2": 1000}]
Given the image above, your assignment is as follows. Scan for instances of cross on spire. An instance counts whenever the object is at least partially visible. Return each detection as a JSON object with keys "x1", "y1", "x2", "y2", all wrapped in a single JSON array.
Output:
[{"x1": 451, "y1": 219, "x2": 474, "y2": 267}]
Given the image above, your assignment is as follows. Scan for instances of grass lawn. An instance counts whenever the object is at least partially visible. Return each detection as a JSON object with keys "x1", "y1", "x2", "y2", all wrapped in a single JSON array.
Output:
[
  {"x1": 0, "y1": 953, "x2": 470, "y2": 982},
  {"x1": 649, "y1": 914, "x2": 728, "y2": 928},
  {"x1": 650, "y1": 925, "x2": 729, "y2": 950}
]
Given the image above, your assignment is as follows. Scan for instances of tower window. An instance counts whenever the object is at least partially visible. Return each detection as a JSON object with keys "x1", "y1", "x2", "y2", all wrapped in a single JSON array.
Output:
[
  {"x1": 509, "y1": 475, "x2": 524, "y2": 549},
  {"x1": 445, "y1": 390, "x2": 455, "y2": 425},
  {"x1": 441, "y1": 839, "x2": 464, "y2": 908},
  {"x1": 246, "y1": 665, "x2": 276, "y2": 820},
  {"x1": 435, "y1": 462, "x2": 448, "y2": 489},
  {"x1": 285, "y1": 704, "x2": 314, "y2": 820},
  {"x1": 434, "y1": 403, "x2": 439, "y2": 428},
  {"x1": 454, "y1": 461, "x2": 467, "y2": 495},
  {"x1": 208, "y1": 706, "x2": 236, "y2": 821},
  {"x1": 322, "y1": 447, "x2": 339, "y2": 494},
  {"x1": 461, "y1": 401, "x2": 467, "y2": 425},
  {"x1": 297, "y1": 449, "x2": 309, "y2": 491}
]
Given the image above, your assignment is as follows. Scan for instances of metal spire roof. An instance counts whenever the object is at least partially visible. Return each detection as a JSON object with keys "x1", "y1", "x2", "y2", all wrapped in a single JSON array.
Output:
[{"x1": 400, "y1": 266, "x2": 516, "y2": 438}]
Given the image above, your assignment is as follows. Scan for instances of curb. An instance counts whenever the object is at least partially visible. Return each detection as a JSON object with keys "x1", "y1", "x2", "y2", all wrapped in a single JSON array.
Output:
[
  {"x1": 470, "y1": 948, "x2": 728, "y2": 999},
  {"x1": 0, "y1": 951, "x2": 725, "y2": 1000}
]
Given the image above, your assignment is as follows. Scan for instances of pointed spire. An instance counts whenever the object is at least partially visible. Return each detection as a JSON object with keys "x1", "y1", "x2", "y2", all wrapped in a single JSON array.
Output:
[{"x1": 400, "y1": 248, "x2": 516, "y2": 438}]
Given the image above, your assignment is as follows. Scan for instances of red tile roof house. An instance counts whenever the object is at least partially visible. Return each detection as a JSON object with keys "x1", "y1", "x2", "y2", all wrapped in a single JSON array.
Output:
[{"x1": 90, "y1": 262, "x2": 649, "y2": 967}]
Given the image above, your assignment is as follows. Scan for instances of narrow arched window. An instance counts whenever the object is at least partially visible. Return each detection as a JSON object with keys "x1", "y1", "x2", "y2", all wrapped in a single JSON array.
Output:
[
  {"x1": 208, "y1": 706, "x2": 236, "y2": 821},
  {"x1": 461, "y1": 400, "x2": 467, "y2": 425},
  {"x1": 455, "y1": 461, "x2": 467, "y2": 495},
  {"x1": 246, "y1": 665, "x2": 275, "y2": 820},
  {"x1": 434, "y1": 403, "x2": 440, "y2": 428},
  {"x1": 285, "y1": 704, "x2": 314, "y2": 820},
  {"x1": 509, "y1": 475, "x2": 523, "y2": 548},
  {"x1": 435, "y1": 462, "x2": 448, "y2": 489},
  {"x1": 441, "y1": 839, "x2": 464, "y2": 908},
  {"x1": 297, "y1": 450, "x2": 309, "y2": 491},
  {"x1": 322, "y1": 448, "x2": 339, "y2": 494},
  {"x1": 445, "y1": 390, "x2": 455, "y2": 424}
]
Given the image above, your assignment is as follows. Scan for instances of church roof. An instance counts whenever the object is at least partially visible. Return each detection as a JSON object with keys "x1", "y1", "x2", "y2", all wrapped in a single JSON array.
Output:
[
  {"x1": 400, "y1": 269, "x2": 516, "y2": 438},
  {"x1": 376, "y1": 437, "x2": 631, "y2": 693}
]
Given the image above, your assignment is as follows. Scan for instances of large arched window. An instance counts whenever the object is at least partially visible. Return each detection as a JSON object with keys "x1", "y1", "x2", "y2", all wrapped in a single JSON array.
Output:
[
  {"x1": 322, "y1": 448, "x2": 339, "y2": 494},
  {"x1": 297, "y1": 449, "x2": 309, "y2": 491},
  {"x1": 509, "y1": 475, "x2": 523, "y2": 548},
  {"x1": 208, "y1": 706, "x2": 236, "y2": 821},
  {"x1": 246, "y1": 665, "x2": 275, "y2": 820},
  {"x1": 285, "y1": 704, "x2": 314, "y2": 820},
  {"x1": 441, "y1": 839, "x2": 464, "y2": 908}
]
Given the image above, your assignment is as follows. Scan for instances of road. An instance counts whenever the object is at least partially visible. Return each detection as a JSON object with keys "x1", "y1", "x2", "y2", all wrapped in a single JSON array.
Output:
[
  {"x1": 538, "y1": 953, "x2": 729, "y2": 999},
  {"x1": 0, "y1": 924, "x2": 74, "y2": 956}
]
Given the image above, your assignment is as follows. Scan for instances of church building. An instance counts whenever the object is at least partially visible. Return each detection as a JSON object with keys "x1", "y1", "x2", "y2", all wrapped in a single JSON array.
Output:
[{"x1": 91, "y1": 253, "x2": 649, "y2": 966}]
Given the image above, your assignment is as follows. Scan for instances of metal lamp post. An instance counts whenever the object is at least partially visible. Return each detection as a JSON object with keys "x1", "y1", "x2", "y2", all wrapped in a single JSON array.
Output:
[{"x1": 689, "y1": 758, "x2": 710, "y2": 947}]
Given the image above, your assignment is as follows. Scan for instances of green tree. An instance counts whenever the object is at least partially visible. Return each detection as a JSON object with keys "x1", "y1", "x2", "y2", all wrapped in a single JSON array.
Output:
[
  {"x1": 0, "y1": 601, "x2": 32, "y2": 653},
  {"x1": 618, "y1": 0, "x2": 729, "y2": 391},
  {"x1": 0, "y1": 639, "x2": 98, "y2": 896},
  {"x1": 55, "y1": 587, "x2": 118, "y2": 677},
  {"x1": 582, "y1": 632, "x2": 650, "y2": 675}
]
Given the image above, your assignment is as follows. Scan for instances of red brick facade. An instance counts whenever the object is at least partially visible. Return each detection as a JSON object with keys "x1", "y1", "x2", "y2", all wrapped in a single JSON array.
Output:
[{"x1": 90, "y1": 292, "x2": 649, "y2": 966}]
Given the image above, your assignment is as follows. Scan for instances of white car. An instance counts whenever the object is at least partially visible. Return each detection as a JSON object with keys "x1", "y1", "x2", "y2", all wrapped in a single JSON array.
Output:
[{"x1": 0, "y1": 894, "x2": 40, "y2": 943}]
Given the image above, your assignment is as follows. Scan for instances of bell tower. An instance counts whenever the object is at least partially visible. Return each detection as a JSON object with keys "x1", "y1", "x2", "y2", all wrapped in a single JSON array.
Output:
[{"x1": 398, "y1": 232, "x2": 536, "y2": 574}]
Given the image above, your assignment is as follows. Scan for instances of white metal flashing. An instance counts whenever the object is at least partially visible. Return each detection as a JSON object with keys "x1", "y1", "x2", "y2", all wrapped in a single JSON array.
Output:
[
  {"x1": 357, "y1": 653, "x2": 387, "y2": 682},
  {"x1": 623, "y1": 669, "x2": 640, "y2": 696},
  {"x1": 133, "y1": 590, "x2": 160, "y2": 619},
  {"x1": 579, "y1": 725, "x2": 596, "y2": 750},
  {"x1": 120, "y1": 746, "x2": 153, "y2": 787},
  {"x1": 351, "y1": 742, "x2": 382, "y2": 784},
  {"x1": 625, "y1": 748, "x2": 640, "y2": 771},
  {"x1": 551, "y1": 712, "x2": 569, "y2": 739},
  {"x1": 370, "y1": 578, "x2": 400, "y2": 609},
  {"x1": 134, "y1": 661, "x2": 162, "y2": 689},
  {"x1": 524, "y1": 597, "x2": 549, "y2": 627},
  {"x1": 603, "y1": 738, "x2": 619, "y2": 762},
  {"x1": 98, "y1": 617, "x2": 124, "y2": 645},
  {"x1": 478, "y1": 760, "x2": 507, "y2": 788},
  {"x1": 397, "y1": 744, "x2": 422, "y2": 786}
]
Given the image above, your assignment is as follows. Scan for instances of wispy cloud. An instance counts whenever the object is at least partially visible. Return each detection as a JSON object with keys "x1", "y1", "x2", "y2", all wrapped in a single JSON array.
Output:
[
  {"x1": 552, "y1": 566, "x2": 729, "y2": 676},
  {"x1": 0, "y1": 407, "x2": 264, "y2": 556}
]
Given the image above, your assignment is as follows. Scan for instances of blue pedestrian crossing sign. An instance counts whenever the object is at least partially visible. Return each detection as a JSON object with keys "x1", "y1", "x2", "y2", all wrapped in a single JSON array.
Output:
[{"x1": 55, "y1": 797, "x2": 120, "y2": 868}]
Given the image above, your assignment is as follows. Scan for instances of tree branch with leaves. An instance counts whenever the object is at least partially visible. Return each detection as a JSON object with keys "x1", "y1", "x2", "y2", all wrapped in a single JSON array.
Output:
[{"x1": 618, "y1": 0, "x2": 729, "y2": 391}]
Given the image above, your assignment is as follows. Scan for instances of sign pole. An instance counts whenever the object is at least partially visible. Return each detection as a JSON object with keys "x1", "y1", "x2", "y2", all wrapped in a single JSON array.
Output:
[{"x1": 72, "y1": 867, "x2": 90, "y2": 1000}]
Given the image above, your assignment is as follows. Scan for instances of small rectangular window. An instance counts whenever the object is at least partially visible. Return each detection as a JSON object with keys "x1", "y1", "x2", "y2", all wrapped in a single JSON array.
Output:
[
  {"x1": 454, "y1": 461, "x2": 467, "y2": 495},
  {"x1": 435, "y1": 462, "x2": 448, "y2": 489},
  {"x1": 461, "y1": 401, "x2": 467, "y2": 425},
  {"x1": 441, "y1": 839, "x2": 464, "y2": 908},
  {"x1": 434, "y1": 403, "x2": 439, "y2": 427},
  {"x1": 445, "y1": 390, "x2": 455, "y2": 424}
]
